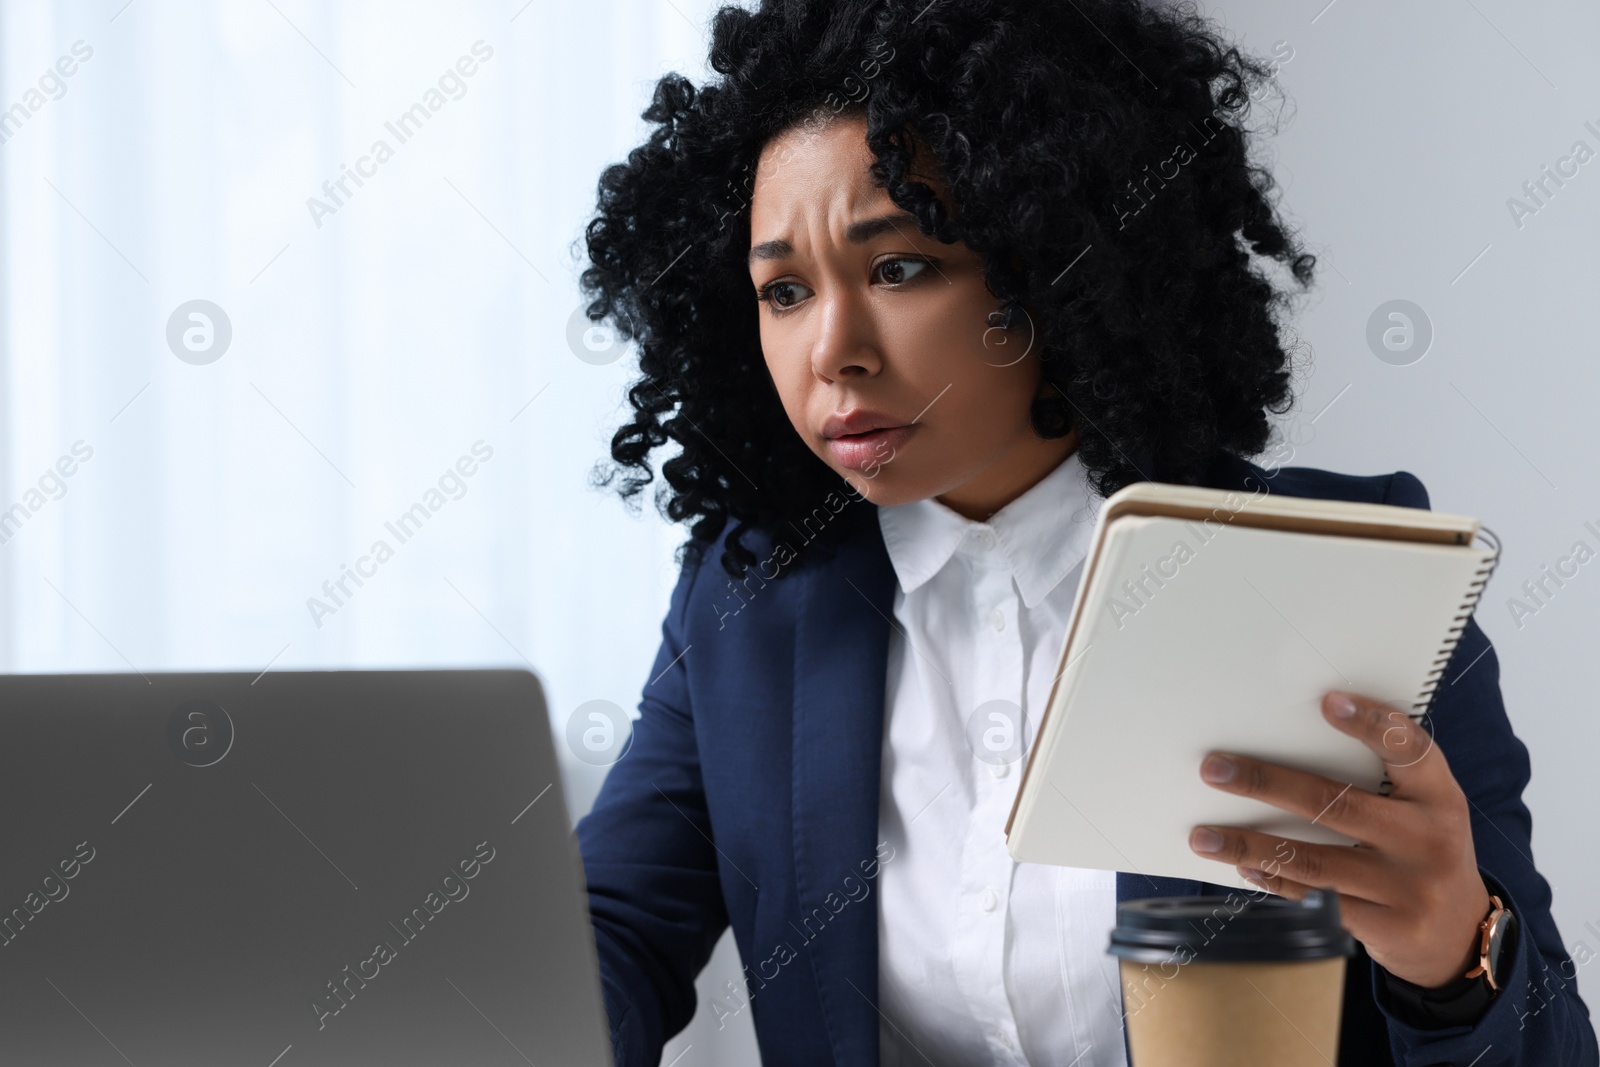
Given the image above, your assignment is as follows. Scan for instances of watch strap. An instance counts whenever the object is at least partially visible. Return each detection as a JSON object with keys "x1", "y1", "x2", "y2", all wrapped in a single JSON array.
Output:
[
  {"x1": 1380, "y1": 875, "x2": 1518, "y2": 1030},
  {"x1": 1382, "y1": 962, "x2": 1498, "y2": 1029}
]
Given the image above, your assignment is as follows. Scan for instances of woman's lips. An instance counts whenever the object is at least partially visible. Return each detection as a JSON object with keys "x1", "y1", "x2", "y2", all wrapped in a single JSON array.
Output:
[{"x1": 826, "y1": 425, "x2": 916, "y2": 472}]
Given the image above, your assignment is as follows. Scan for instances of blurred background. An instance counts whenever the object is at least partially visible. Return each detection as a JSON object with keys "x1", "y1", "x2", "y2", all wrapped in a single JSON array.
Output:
[{"x1": 1, "y1": 0, "x2": 1595, "y2": 1061}]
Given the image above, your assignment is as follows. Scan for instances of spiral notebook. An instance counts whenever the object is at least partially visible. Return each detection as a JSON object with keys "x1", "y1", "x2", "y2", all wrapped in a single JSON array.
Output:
[{"x1": 1003, "y1": 479, "x2": 1500, "y2": 888}]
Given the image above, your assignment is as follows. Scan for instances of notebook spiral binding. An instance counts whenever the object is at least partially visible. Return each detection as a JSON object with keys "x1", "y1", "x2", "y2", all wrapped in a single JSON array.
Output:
[{"x1": 1409, "y1": 523, "x2": 1502, "y2": 721}]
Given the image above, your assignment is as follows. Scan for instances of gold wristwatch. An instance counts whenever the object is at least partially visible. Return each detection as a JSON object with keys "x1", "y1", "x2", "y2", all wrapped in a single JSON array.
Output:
[{"x1": 1463, "y1": 893, "x2": 1516, "y2": 993}]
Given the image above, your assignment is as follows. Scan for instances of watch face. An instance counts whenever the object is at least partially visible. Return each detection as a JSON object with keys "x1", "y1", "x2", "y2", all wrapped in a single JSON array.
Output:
[{"x1": 1488, "y1": 910, "x2": 1517, "y2": 986}]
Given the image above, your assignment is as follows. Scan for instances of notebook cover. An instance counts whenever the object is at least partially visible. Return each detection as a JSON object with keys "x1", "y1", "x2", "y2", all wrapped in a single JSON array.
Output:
[{"x1": 1004, "y1": 489, "x2": 1494, "y2": 888}]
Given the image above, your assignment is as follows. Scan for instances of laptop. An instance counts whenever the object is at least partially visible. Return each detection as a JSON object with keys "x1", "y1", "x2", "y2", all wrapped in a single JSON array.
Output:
[{"x1": 0, "y1": 669, "x2": 613, "y2": 1067}]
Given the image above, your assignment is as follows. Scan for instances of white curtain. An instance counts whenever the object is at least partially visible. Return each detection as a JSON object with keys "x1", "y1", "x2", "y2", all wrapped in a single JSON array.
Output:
[{"x1": 0, "y1": 1, "x2": 757, "y2": 1062}]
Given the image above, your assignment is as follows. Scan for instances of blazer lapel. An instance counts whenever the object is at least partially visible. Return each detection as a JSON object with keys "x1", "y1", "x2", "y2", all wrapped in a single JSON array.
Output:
[{"x1": 792, "y1": 507, "x2": 898, "y2": 1064}]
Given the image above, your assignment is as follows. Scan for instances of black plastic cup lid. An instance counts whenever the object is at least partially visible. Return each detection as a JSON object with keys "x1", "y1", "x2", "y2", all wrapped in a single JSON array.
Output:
[{"x1": 1107, "y1": 889, "x2": 1355, "y2": 964}]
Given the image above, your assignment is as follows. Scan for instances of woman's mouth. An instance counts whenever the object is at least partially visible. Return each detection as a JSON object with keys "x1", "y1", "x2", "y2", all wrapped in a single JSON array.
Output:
[{"x1": 826, "y1": 425, "x2": 916, "y2": 472}]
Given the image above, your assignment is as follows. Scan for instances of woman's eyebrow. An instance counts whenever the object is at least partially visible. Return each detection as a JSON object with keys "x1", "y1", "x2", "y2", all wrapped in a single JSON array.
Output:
[{"x1": 747, "y1": 212, "x2": 920, "y2": 265}]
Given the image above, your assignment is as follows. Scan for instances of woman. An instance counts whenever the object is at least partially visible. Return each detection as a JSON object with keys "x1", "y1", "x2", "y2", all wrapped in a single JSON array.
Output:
[{"x1": 575, "y1": 1, "x2": 1596, "y2": 1064}]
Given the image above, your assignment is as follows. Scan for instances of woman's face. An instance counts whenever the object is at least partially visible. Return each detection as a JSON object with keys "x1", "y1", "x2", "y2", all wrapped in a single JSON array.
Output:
[{"x1": 748, "y1": 111, "x2": 1075, "y2": 519}]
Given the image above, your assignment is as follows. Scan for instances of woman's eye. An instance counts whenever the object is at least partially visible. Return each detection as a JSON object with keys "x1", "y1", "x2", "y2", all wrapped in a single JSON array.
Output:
[
  {"x1": 758, "y1": 280, "x2": 812, "y2": 313},
  {"x1": 876, "y1": 257, "x2": 929, "y2": 285}
]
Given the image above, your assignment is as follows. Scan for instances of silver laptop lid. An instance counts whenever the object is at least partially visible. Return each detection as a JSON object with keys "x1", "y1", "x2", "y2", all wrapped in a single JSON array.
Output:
[{"x1": 0, "y1": 669, "x2": 611, "y2": 1067}]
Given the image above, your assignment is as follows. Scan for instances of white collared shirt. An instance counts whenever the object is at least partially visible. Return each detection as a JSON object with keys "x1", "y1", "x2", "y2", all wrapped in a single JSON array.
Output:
[{"x1": 875, "y1": 449, "x2": 1128, "y2": 1067}]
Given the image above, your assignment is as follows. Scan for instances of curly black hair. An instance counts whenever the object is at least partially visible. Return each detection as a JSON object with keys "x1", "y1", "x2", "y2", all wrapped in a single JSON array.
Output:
[{"x1": 580, "y1": 0, "x2": 1314, "y2": 581}]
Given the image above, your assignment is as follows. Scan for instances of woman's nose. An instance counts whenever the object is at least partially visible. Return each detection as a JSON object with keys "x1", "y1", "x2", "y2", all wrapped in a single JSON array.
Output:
[{"x1": 810, "y1": 291, "x2": 883, "y2": 383}]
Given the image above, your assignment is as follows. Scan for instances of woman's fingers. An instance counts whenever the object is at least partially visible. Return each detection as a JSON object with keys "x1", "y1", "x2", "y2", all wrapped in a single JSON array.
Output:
[
  {"x1": 1321, "y1": 691, "x2": 1452, "y2": 797},
  {"x1": 1189, "y1": 826, "x2": 1391, "y2": 904},
  {"x1": 1197, "y1": 751, "x2": 1392, "y2": 843},
  {"x1": 1236, "y1": 865, "x2": 1387, "y2": 941}
]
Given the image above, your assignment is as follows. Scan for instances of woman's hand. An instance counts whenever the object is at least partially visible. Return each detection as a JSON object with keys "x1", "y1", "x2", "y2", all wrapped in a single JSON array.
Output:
[{"x1": 1187, "y1": 690, "x2": 1492, "y2": 990}]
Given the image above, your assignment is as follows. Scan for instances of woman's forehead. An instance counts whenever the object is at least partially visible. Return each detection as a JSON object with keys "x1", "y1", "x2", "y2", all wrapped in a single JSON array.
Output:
[{"x1": 748, "y1": 114, "x2": 946, "y2": 242}]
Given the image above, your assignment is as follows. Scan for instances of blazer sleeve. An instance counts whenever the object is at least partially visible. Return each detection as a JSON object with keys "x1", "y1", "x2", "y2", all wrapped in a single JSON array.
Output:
[
  {"x1": 574, "y1": 541, "x2": 730, "y2": 1067},
  {"x1": 1370, "y1": 470, "x2": 1598, "y2": 1066}
]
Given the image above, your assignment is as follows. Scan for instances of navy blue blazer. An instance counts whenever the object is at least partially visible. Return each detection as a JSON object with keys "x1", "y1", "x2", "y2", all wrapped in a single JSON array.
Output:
[{"x1": 576, "y1": 450, "x2": 1598, "y2": 1066}]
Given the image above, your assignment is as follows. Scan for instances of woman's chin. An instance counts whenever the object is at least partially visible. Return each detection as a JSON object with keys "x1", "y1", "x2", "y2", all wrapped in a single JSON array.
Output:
[{"x1": 837, "y1": 471, "x2": 925, "y2": 509}]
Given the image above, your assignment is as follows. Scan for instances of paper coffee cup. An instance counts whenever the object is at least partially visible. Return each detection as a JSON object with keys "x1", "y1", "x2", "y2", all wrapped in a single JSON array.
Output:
[{"x1": 1108, "y1": 889, "x2": 1354, "y2": 1067}]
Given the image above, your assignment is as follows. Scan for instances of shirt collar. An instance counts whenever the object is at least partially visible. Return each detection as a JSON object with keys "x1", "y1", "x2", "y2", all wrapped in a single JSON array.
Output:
[{"x1": 875, "y1": 449, "x2": 1102, "y2": 609}]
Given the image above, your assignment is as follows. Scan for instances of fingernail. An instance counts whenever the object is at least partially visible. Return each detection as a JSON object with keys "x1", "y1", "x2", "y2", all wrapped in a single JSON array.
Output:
[
  {"x1": 1240, "y1": 867, "x2": 1267, "y2": 884},
  {"x1": 1190, "y1": 827, "x2": 1224, "y2": 853},
  {"x1": 1201, "y1": 755, "x2": 1237, "y2": 784},
  {"x1": 1329, "y1": 693, "x2": 1358, "y2": 719}
]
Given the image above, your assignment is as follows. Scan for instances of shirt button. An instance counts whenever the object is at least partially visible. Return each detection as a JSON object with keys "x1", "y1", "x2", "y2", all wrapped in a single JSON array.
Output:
[
  {"x1": 970, "y1": 527, "x2": 996, "y2": 551},
  {"x1": 978, "y1": 887, "x2": 998, "y2": 912},
  {"x1": 989, "y1": 761, "x2": 1010, "y2": 779},
  {"x1": 988, "y1": 608, "x2": 1005, "y2": 632},
  {"x1": 999, "y1": 1030, "x2": 1015, "y2": 1051}
]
